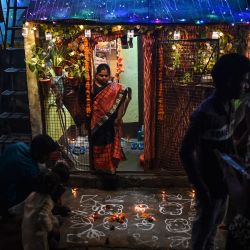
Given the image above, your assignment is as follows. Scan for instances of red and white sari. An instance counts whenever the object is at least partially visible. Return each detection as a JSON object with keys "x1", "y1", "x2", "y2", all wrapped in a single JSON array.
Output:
[{"x1": 91, "y1": 82, "x2": 127, "y2": 173}]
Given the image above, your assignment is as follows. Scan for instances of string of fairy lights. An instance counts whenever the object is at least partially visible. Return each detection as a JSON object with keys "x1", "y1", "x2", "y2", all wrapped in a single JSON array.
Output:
[{"x1": 26, "y1": 0, "x2": 250, "y2": 24}]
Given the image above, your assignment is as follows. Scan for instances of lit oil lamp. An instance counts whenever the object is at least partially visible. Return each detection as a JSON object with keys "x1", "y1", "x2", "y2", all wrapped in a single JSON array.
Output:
[
  {"x1": 71, "y1": 187, "x2": 78, "y2": 198},
  {"x1": 89, "y1": 212, "x2": 99, "y2": 221},
  {"x1": 188, "y1": 189, "x2": 196, "y2": 210},
  {"x1": 189, "y1": 189, "x2": 196, "y2": 199},
  {"x1": 135, "y1": 204, "x2": 147, "y2": 214},
  {"x1": 161, "y1": 190, "x2": 167, "y2": 201}
]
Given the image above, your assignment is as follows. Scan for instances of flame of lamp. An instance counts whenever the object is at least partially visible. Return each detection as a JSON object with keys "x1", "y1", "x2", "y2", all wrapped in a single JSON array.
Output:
[{"x1": 71, "y1": 188, "x2": 78, "y2": 198}]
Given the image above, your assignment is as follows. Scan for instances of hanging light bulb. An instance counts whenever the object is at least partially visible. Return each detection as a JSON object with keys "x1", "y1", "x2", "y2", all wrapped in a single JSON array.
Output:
[
  {"x1": 219, "y1": 32, "x2": 224, "y2": 37},
  {"x1": 127, "y1": 29, "x2": 134, "y2": 38},
  {"x1": 45, "y1": 32, "x2": 52, "y2": 41},
  {"x1": 22, "y1": 27, "x2": 28, "y2": 37},
  {"x1": 212, "y1": 31, "x2": 219, "y2": 39},
  {"x1": 173, "y1": 30, "x2": 180, "y2": 40},
  {"x1": 84, "y1": 29, "x2": 91, "y2": 38}
]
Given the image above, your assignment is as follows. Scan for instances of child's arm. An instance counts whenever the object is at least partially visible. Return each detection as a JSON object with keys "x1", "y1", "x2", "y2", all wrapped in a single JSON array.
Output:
[{"x1": 38, "y1": 197, "x2": 59, "y2": 232}]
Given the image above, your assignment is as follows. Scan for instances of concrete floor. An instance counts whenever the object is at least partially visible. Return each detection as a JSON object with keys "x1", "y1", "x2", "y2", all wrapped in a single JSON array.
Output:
[
  {"x1": 64, "y1": 136, "x2": 144, "y2": 172},
  {"x1": 59, "y1": 187, "x2": 226, "y2": 250},
  {"x1": 0, "y1": 187, "x2": 227, "y2": 250}
]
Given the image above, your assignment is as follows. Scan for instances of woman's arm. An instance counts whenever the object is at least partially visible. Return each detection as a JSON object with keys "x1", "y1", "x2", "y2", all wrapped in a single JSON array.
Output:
[
  {"x1": 123, "y1": 87, "x2": 132, "y2": 115},
  {"x1": 115, "y1": 87, "x2": 132, "y2": 124}
]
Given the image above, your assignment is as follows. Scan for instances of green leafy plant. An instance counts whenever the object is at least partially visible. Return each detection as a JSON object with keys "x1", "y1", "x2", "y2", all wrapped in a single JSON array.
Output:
[
  {"x1": 26, "y1": 46, "x2": 55, "y2": 79},
  {"x1": 172, "y1": 43, "x2": 182, "y2": 69},
  {"x1": 64, "y1": 59, "x2": 86, "y2": 80},
  {"x1": 181, "y1": 72, "x2": 193, "y2": 84},
  {"x1": 49, "y1": 43, "x2": 67, "y2": 67},
  {"x1": 193, "y1": 43, "x2": 216, "y2": 75}
]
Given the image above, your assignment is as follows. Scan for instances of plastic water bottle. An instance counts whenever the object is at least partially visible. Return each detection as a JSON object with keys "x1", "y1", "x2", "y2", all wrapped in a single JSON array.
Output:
[{"x1": 137, "y1": 125, "x2": 144, "y2": 142}]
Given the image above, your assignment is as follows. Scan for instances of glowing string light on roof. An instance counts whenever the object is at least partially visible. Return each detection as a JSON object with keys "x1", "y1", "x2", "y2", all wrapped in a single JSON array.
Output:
[{"x1": 26, "y1": 0, "x2": 249, "y2": 24}]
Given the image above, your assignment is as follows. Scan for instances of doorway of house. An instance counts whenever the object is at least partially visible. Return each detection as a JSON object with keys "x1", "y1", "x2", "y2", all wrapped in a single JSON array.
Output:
[{"x1": 42, "y1": 36, "x2": 144, "y2": 172}]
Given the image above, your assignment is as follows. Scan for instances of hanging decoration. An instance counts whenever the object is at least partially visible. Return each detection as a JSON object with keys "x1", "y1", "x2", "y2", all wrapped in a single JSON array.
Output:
[
  {"x1": 84, "y1": 29, "x2": 91, "y2": 38},
  {"x1": 83, "y1": 37, "x2": 91, "y2": 117},
  {"x1": 212, "y1": 31, "x2": 220, "y2": 39},
  {"x1": 173, "y1": 30, "x2": 180, "y2": 40},
  {"x1": 45, "y1": 32, "x2": 52, "y2": 40},
  {"x1": 115, "y1": 39, "x2": 124, "y2": 80},
  {"x1": 127, "y1": 30, "x2": 134, "y2": 38}
]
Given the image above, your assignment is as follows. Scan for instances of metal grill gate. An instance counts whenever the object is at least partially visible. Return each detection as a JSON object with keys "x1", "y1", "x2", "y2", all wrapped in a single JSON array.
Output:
[{"x1": 155, "y1": 39, "x2": 219, "y2": 174}]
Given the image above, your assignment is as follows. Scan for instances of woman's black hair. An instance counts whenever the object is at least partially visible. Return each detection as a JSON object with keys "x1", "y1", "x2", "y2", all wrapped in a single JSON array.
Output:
[
  {"x1": 211, "y1": 53, "x2": 250, "y2": 90},
  {"x1": 30, "y1": 134, "x2": 58, "y2": 163},
  {"x1": 96, "y1": 63, "x2": 111, "y2": 75},
  {"x1": 52, "y1": 161, "x2": 70, "y2": 184}
]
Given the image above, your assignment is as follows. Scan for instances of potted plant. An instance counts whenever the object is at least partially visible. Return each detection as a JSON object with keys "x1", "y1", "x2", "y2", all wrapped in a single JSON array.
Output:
[
  {"x1": 64, "y1": 59, "x2": 86, "y2": 87},
  {"x1": 49, "y1": 43, "x2": 67, "y2": 76},
  {"x1": 26, "y1": 46, "x2": 55, "y2": 86},
  {"x1": 37, "y1": 67, "x2": 55, "y2": 86}
]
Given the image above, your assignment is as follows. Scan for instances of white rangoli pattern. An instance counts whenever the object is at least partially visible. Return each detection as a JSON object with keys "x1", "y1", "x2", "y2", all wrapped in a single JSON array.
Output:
[{"x1": 66, "y1": 191, "x2": 195, "y2": 249}]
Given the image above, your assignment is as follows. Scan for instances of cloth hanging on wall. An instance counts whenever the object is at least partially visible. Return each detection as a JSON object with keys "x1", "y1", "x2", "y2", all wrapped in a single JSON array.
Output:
[{"x1": 142, "y1": 35, "x2": 156, "y2": 170}]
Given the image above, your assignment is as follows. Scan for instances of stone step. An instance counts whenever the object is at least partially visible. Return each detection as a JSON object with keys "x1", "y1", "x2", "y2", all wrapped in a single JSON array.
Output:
[
  {"x1": 3, "y1": 67, "x2": 26, "y2": 73},
  {"x1": 7, "y1": 26, "x2": 22, "y2": 31},
  {"x1": 1, "y1": 90, "x2": 27, "y2": 96},
  {"x1": 6, "y1": 47, "x2": 25, "y2": 52},
  {"x1": 0, "y1": 134, "x2": 32, "y2": 151},
  {"x1": 69, "y1": 172, "x2": 189, "y2": 189},
  {"x1": 0, "y1": 112, "x2": 29, "y2": 119}
]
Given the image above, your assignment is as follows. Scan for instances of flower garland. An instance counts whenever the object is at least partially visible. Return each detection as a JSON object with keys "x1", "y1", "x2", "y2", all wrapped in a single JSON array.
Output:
[
  {"x1": 115, "y1": 38, "x2": 124, "y2": 81},
  {"x1": 83, "y1": 37, "x2": 91, "y2": 117},
  {"x1": 157, "y1": 45, "x2": 165, "y2": 121}
]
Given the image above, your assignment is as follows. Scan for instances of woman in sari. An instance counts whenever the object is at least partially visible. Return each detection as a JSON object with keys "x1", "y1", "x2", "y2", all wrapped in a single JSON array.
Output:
[{"x1": 91, "y1": 64, "x2": 131, "y2": 174}]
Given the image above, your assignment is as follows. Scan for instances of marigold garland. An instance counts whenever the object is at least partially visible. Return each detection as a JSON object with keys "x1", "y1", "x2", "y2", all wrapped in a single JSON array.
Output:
[
  {"x1": 83, "y1": 37, "x2": 91, "y2": 117},
  {"x1": 115, "y1": 38, "x2": 124, "y2": 80},
  {"x1": 157, "y1": 46, "x2": 165, "y2": 121}
]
